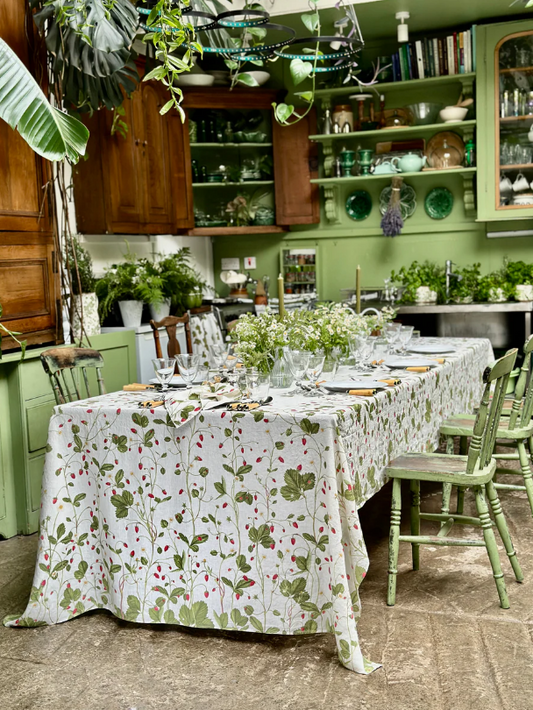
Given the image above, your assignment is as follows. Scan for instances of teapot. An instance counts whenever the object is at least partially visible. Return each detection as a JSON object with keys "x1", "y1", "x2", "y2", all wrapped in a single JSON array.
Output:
[
  {"x1": 373, "y1": 160, "x2": 399, "y2": 175},
  {"x1": 391, "y1": 153, "x2": 427, "y2": 173}
]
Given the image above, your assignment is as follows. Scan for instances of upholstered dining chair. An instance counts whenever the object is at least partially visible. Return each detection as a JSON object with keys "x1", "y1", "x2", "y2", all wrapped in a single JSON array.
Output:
[
  {"x1": 150, "y1": 314, "x2": 193, "y2": 360},
  {"x1": 440, "y1": 335, "x2": 533, "y2": 519},
  {"x1": 41, "y1": 347, "x2": 106, "y2": 405},
  {"x1": 386, "y1": 348, "x2": 522, "y2": 610}
]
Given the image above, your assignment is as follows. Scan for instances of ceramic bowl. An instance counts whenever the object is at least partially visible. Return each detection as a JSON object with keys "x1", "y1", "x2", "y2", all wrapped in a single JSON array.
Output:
[
  {"x1": 176, "y1": 74, "x2": 215, "y2": 87},
  {"x1": 247, "y1": 71, "x2": 270, "y2": 86},
  {"x1": 439, "y1": 106, "x2": 468, "y2": 123},
  {"x1": 405, "y1": 102, "x2": 443, "y2": 125}
]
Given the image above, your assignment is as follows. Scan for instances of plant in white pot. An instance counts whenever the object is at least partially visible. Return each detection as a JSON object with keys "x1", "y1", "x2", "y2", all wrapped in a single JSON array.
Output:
[
  {"x1": 95, "y1": 254, "x2": 144, "y2": 328},
  {"x1": 67, "y1": 237, "x2": 101, "y2": 339},
  {"x1": 505, "y1": 260, "x2": 533, "y2": 302},
  {"x1": 477, "y1": 271, "x2": 513, "y2": 303},
  {"x1": 448, "y1": 263, "x2": 481, "y2": 304},
  {"x1": 137, "y1": 258, "x2": 169, "y2": 321},
  {"x1": 390, "y1": 261, "x2": 445, "y2": 305},
  {"x1": 157, "y1": 249, "x2": 208, "y2": 315}
]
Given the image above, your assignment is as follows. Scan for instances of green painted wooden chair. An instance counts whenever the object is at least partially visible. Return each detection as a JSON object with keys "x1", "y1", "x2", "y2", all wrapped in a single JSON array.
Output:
[
  {"x1": 386, "y1": 349, "x2": 522, "y2": 610},
  {"x1": 440, "y1": 335, "x2": 533, "y2": 519},
  {"x1": 41, "y1": 347, "x2": 106, "y2": 405}
]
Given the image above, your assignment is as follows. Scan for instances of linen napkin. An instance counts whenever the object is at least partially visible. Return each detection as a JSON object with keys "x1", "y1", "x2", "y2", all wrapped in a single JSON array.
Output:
[
  {"x1": 349, "y1": 389, "x2": 377, "y2": 396},
  {"x1": 165, "y1": 382, "x2": 242, "y2": 429},
  {"x1": 406, "y1": 366, "x2": 431, "y2": 373},
  {"x1": 378, "y1": 378, "x2": 401, "y2": 386}
]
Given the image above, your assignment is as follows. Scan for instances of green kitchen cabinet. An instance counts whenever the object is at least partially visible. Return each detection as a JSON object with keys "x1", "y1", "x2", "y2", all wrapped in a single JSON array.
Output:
[
  {"x1": 0, "y1": 330, "x2": 136, "y2": 538},
  {"x1": 477, "y1": 19, "x2": 533, "y2": 221}
]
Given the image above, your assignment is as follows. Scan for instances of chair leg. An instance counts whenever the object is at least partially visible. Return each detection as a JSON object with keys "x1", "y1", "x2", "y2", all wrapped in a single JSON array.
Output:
[
  {"x1": 410, "y1": 480, "x2": 420, "y2": 571},
  {"x1": 517, "y1": 440, "x2": 533, "y2": 518},
  {"x1": 456, "y1": 436, "x2": 467, "y2": 514},
  {"x1": 485, "y1": 480, "x2": 524, "y2": 583},
  {"x1": 387, "y1": 478, "x2": 402, "y2": 606},
  {"x1": 474, "y1": 485, "x2": 510, "y2": 609},
  {"x1": 441, "y1": 437, "x2": 454, "y2": 530}
]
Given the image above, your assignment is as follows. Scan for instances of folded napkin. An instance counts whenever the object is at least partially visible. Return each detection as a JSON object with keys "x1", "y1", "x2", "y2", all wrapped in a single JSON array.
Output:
[
  {"x1": 165, "y1": 382, "x2": 242, "y2": 429},
  {"x1": 349, "y1": 389, "x2": 377, "y2": 396},
  {"x1": 428, "y1": 358, "x2": 445, "y2": 364},
  {"x1": 378, "y1": 378, "x2": 401, "y2": 386},
  {"x1": 406, "y1": 366, "x2": 431, "y2": 373},
  {"x1": 138, "y1": 399, "x2": 165, "y2": 408}
]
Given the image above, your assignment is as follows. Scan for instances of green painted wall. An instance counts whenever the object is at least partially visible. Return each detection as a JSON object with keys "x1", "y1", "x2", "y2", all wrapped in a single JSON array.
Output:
[{"x1": 213, "y1": 14, "x2": 533, "y2": 301}]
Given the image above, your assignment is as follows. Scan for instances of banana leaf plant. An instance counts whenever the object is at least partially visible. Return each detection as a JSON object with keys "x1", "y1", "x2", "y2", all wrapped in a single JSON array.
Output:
[
  {"x1": 0, "y1": 303, "x2": 26, "y2": 361},
  {"x1": 0, "y1": 38, "x2": 89, "y2": 162}
]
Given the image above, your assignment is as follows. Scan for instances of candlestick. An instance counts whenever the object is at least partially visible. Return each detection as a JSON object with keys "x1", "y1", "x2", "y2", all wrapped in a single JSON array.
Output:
[
  {"x1": 356, "y1": 265, "x2": 361, "y2": 315},
  {"x1": 277, "y1": 273, "x2": 285, "y2": 319}
]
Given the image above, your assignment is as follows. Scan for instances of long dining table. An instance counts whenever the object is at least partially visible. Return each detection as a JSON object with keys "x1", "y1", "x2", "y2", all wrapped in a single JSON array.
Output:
[{"x1": 4, "y1": 337, "x2": 494, "y2": 673}]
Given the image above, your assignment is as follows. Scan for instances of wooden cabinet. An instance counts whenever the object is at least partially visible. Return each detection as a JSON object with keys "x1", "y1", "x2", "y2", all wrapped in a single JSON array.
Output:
[
  {"x1": 73, "y1": 80, "x2": 188, "y2": 234},
  {"x1": 0, "y1": 1, "x2": 52, "y2": 233},
  {"x1": 73, "y1": 82, "x2": 320, "y2": 235},
  {"x1": 477, "y1": 19, "x2": 533, "y2": 221}
]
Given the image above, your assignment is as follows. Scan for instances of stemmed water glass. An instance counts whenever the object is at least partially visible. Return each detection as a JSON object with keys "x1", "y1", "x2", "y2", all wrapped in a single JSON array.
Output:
[
  {"x1": 175, "y1": 354, "x2": 200, "y2": 390},
  {"x1": 305, "y1": 353, "x2": 326, "y2": 395},
  {"x1": 152, "y1": 358, "x2": 176, "y2": 391},
  {"x1": 285, "y1": 350, "x2": 311, "y2": 396},
  {"x1": 397, "y1": 325, "x2": 414, "y2": 354},
  {"x1": 383, "y1": 323, "x2": 402, "y2": 353},
  {"x1": 209, "y1": 343, "x2": 229, "y2": 375}
]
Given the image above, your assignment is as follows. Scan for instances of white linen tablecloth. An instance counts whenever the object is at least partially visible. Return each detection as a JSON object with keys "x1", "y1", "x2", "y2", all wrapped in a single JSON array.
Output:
[{"x1": 4, "y1": 338, "x2": 493, "y2": 673}]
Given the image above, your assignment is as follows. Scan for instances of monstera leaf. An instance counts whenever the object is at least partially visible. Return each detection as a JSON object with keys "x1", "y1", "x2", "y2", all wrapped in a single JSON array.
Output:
[
  {"x1": 0, "y1": 38, "x2": 89, "y2": 162},
  {"x1": 31, "y1": 0, "x2": 140, "y2": 112}
]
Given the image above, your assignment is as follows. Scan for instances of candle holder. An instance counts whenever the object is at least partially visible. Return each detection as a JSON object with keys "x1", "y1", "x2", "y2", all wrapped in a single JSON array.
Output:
[
  {"x1": 357, "y1": 148, "x2": 374, "y2": 176},
  {"x1": 339, "y1": 149, "x2": 356, "y2": 178}
]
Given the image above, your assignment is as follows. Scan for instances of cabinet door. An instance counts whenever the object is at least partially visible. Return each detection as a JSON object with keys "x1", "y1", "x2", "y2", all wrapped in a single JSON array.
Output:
[
  {"x1": 168, "y1": 111, "x2": 194, "y2": 230},
  {"x1": 272, "y1": 108, "x2": 320, "y2": 225},
  {"x1": 0, "y1": 233, "x2": 57, "y2": 350},
  {"x1": 0, "y1": 1, "x2": 51, "y2": 233},
  {"x1": 477, "y1": 20, "x2": 533, "y2": 221},
  {"x1": 140, "y1": 83, "x2": 175, "y2": 232},
  {"x1": 100, "y1": 93, "x2": 144, "y2": 233}
]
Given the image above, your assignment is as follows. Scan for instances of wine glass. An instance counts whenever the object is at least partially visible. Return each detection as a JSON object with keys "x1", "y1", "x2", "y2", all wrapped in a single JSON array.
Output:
[
  {"x1": 306, "y1": 353, "x2": 326, "y2": 395},
  {"x1": 397, "y1": 325, "x2": 414, "y2": 354},
  {"x1": 152, "y1": 358, "x2": 175, "y2": 391},
  {"x1": 248, "y1": 372, "x2": 270, "y2": 401},
  {"x1": 349, "y1": 334, "x2": 368, "y2": 371},
  {"x1": 209, "y1": 344, "x2": 229, "y2": 374},
  {"x1": 383, "y1": 323, "x2": 401, "y2": 352},
  {"x1": 372, "y1": 337, "x2": 389, "y2": 363},
  {"x1": 285, "y1": 350, "x2": 311, "y2": 395},
  {"x1": 175, "y1": 354, "x2": 200, "y2": 389}
]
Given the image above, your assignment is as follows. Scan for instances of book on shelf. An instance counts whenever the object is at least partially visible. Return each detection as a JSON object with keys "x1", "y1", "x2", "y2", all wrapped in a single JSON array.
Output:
[
  {"x1": 433, "y1": 38, "x2": 440, "y2": 76},
  {"x1": 447, "y1": 35, "x2": 456, "y2": 74},
  {"x1": 415, "y1": 40, "x2": 425, "y2": 79}
]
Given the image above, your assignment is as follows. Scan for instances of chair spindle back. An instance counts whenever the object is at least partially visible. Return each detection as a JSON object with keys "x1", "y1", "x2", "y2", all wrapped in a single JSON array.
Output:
[
  {"x1": 466, "y1": 348, "x2": 518, "y2": 474},
  {"x1": 41, "y1": 347, "x2": 106, "y2": 405},
  {"x1": 514, "y1": 335, "x2": 533, "y2": 428}
]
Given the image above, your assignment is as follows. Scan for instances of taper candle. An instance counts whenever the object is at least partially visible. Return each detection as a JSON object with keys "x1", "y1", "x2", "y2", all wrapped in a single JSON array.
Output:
[
  {"x1": 278, "y1": 273, "x2": 285, "y2": 319},
  {"x1": 356, "y1": 264, "x2": 361, "y2": 314}
]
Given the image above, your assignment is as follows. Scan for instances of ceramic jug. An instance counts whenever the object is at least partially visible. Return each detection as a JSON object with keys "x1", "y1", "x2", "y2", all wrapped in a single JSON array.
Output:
[{"x1": 391, "y1": 153, "x2": 427, "y2": 173}]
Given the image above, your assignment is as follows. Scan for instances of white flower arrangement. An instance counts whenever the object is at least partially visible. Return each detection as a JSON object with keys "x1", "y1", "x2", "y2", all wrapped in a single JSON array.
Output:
[{"x1": 233, "y1": 304, "x2": 397, "y2": 371}]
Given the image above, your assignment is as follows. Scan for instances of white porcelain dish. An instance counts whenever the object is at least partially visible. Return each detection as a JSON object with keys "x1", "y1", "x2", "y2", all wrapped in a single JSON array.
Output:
[
  {"x1": 407, "y1": 344, "x2": 456, "y2": 354},
  {"x1": 383, "y1": 357, "x2": 437, "y2": 368},
  {"x1": 247, "y1": 71, "x2": 270, "y2": 86},
  {"x1": 439, "y1": 106, "x2": 468, "y2": 123},
  {"x1": 176, "y1": 75, "x2": 215, "y2": 87},
  {"x1": 322, "y1": 380, "x2": 387, "y2": 391}
]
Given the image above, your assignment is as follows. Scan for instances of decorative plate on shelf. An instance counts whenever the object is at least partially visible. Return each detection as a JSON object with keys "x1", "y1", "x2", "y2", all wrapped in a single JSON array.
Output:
[
  {"x1": 424, "y1": 187, "x2": 454, "y2": 219},
  {"x1": 346, "y1": 190, "x2": 372, "y2": 220},
  {"x1": 379, "y1": 183, "x2": 417, "y2": 220}
]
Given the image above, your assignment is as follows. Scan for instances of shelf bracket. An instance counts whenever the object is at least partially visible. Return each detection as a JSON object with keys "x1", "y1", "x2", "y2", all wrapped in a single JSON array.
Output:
[
  {"x1": 322, "y1": 140, "x2": 335, "y2": 177},
  {"x1": 460, "y1": 75, "x2": 475, "y2": 97},
  {"x1": 323, "y1": 185, "x2": 341, "y2": 224},
  {"x1": 462, "y1": 172, "x2": 476, "y2": 218}
]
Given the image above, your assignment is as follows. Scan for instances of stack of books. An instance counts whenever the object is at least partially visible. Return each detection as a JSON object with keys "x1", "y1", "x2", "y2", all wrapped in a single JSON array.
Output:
[{"x1": 390, "y1": 26, "x2": 476, "y2": 82}]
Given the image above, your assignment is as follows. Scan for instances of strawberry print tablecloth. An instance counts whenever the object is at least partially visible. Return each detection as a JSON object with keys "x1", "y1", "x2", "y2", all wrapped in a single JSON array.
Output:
[{"x1": 4, "y1": 338, "x2": 493, "y2": 673}]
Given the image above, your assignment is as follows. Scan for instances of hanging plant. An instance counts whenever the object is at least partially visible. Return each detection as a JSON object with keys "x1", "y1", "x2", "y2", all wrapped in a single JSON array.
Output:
[{"x1": 0, "y1": 303, "x2": 27, "y2": 360}]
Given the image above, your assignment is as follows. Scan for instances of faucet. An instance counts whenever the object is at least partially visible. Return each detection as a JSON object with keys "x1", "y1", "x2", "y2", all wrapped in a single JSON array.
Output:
[{"x1": 445, "y1": 260, "x2": 462, "y2": 302}]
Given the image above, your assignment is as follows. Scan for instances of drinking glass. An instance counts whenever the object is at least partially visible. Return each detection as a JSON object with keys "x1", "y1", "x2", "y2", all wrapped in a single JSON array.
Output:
[
  {"x1": 383, "y1": 323, "x2": 401, "y2": 352},
  {"x1": 372, "y1": 337, "x2": 389, "y2": 363},
  {"x1": 175, "y1": 354, "x2": 200, "y2": 389},
  {"x1": 397, "y1": 325, "x2": 414, "y2": 353},
  {"x1": 286, "y1": 350, "x2": 311, "y2": 395},
  {"x1": 248, "y1": 372, "x2": 270, "y2": 401},
  {"x1": 306, "y1": 353, "x2": 326, "y2": 394},
  {"x1": 152, "y1": 358, "x2": 175, "y2": 391},
  {"x1": 349, "y1": 334, "x2": 368, "y2": 370},
  {"x1": 209, "y1": 343, "x2": 229, "y2": 372}
]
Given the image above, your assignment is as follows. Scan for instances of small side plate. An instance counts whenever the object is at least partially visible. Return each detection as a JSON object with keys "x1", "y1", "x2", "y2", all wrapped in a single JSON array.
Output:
[{"x1": 346, "y1": 190, "x2": 372, "y2": 221}]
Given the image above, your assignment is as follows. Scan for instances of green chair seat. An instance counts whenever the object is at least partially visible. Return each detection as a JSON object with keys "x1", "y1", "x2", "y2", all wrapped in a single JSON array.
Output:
[
  {"x1": 387, "y1": 453, "x2": 496, "y2": 485},
  {"x1": 440, "y1": 414, "x2": 533, "y2": 440}
]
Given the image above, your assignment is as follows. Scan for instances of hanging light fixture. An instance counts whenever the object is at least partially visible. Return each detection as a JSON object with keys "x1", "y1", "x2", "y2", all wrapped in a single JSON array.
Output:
[{"x1": 396, "y1": 12, "x2": 410, "y2": 43}]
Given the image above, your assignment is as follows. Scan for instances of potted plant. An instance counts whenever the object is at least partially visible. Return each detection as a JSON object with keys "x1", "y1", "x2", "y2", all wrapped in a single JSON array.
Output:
[
  {"x1": 449, "y1": 263, "x2": 481, "y2": 304},
  {"x1": 157, "y1": 249, "x2": 208, "y2": 315},
  {"x1": 137, "y1": 258, "x2": 169, "y2": 321},
  {"x1": 391, "y1": 261, "x2": 445, "y2": 304},
  {"x1": 505, "y1": 260, "x2": 533, "y2": 301},
  {"x1": 66, "y1": 237, "x2": 100, "y2": 338},
  {"x1": 476, "y1": 270, "x2": 514, "y2": 303},
  {"x1": 95, "y1": 252, "x2": 144, "y2": 327}
]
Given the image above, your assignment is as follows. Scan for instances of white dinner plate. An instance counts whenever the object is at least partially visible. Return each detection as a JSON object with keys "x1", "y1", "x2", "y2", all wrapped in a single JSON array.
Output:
[
  {"x1": 383, "y1": 357, "x2": 437, "y2": 368},
  {"x1": 322, "y1": 380, "x2": 387, "y2": 391},
  {"x1": 149, "y1": 375, "x2": 204, "y2": 387},
  {"x1": 407, "y1": 343, "x2": 456, "y2": 354}
]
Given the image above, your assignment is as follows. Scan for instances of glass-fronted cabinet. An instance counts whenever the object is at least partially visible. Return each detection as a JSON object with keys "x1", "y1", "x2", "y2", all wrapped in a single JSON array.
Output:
[
  {"x1": 478, "y1": 20, "x2": 533, "y2": 221},
  {"x1": 280, "y1": 248, "x2": 318, "y2": 297}
]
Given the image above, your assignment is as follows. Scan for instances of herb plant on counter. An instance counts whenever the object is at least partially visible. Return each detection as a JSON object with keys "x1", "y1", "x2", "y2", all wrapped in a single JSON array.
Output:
[
  {"x1": 390, "y1": 261, "x2": 446, "y2": 304},
  {"x1": 448, "y1": 263, "x2": 481, "y2": 303}
]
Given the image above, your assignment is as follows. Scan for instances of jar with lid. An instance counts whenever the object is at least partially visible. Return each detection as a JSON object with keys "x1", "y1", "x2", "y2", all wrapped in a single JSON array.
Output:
[{"x1": 332, "y1": 105, "x2": 354, "y2": 133}]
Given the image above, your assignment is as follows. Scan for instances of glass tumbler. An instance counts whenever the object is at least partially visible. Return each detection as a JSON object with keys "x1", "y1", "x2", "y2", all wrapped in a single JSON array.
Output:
[
  {"x1": 175, "y1": 354, "x2": 200, "y2": 389},
  {"x1": 152, "y1": 358, "x2": 175, "y2": 391}
]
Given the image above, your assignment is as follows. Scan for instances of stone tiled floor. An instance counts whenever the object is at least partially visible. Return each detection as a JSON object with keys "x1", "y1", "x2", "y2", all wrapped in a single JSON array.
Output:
[{"x1": 1, "y1": 468, "x2": 533, "y2": 710}]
